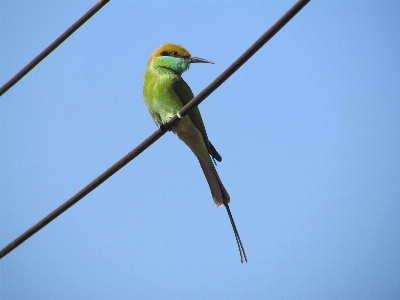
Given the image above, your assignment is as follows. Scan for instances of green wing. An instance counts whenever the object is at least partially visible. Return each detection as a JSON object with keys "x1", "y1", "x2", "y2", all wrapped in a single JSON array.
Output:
[{"x1": 173, "y1": 79, "x2": 222, "y2": 162}]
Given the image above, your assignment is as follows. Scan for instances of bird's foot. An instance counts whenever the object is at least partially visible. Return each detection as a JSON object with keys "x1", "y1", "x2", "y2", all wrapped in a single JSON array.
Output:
[{"x1": 159, "y1": 123, "x2": 171, "y2": 132}]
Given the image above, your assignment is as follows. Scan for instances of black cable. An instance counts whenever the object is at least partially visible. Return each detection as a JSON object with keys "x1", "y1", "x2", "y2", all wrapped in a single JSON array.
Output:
[
  {"x1": 174, "y1": 0, "x2": 311, "y2": 124},
  {"x1": 0, "y1": 0, "x2": 110, "y2": 97},
  {"x1": 0, "y1": 129, "x2": 164, "y2": 258},
  {"x1": 0, "y1": 0, "x2": 311, "y2": 259}
]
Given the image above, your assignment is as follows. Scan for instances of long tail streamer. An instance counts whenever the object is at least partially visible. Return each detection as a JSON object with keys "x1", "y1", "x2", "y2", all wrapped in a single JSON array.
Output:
[{"x1": 224, "y1": 203, "x2": 247, "y2": 263}]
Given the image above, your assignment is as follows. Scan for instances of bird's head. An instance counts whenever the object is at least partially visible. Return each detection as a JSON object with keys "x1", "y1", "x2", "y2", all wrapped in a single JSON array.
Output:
[{"x1": 148, "y1": 43, "x2": 213, "y2": 75}]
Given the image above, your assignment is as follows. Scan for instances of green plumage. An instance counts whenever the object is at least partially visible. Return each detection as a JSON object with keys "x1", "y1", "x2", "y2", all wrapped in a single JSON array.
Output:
[
  {"x1": 142, "y1": 44, "x2": 247, "y2": 262},
  {"x1": 143, "y1": 43, "x2": 226, "y2": 206}
]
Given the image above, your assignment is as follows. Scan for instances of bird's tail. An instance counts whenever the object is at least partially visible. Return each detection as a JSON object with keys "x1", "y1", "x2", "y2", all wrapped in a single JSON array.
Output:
[
  {"x1": 197, "y1": 158, "x2": 248, "y2": 263},
  {"x1": 197, "y1": 157, "x2": 229, "y2": 206}
]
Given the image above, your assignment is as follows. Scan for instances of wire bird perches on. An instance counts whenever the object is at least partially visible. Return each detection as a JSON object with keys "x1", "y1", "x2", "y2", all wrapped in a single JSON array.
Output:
[{"x1": 0, "y1": 0, "x2": 311, "y2": 259}]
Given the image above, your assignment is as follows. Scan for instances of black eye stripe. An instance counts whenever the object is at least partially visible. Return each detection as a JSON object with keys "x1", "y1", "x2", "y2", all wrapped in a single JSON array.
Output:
[{"x1": 161, "y1": 51, "x2": 181, "y2": 57}]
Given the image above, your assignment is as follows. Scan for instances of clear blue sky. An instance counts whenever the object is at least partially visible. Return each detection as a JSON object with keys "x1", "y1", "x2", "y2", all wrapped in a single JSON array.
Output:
[{"x1": 1, "y1": 1, "x2": 399, "y2": 299}]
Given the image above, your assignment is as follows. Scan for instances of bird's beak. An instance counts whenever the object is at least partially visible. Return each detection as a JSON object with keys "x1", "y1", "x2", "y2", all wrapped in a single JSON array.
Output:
[{"x1": 189, "y1": 57, "x2": 214, "y2": 64}]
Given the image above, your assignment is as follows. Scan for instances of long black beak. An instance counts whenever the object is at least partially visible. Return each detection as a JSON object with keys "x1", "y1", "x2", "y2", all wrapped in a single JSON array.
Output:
[{"x1": 189, "y1": 57, "x2": 214, "y2": 64}]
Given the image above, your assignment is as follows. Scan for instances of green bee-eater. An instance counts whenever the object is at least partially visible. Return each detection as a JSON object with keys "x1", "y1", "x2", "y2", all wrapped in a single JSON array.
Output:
[{"x1": 143, "y1": 44, "x2": 247, "y2": 263}]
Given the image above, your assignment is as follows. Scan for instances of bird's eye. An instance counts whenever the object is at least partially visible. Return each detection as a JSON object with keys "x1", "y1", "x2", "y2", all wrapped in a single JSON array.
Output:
[{"x1": 170, "y1": 51, "x2": 179, "y2": 57}]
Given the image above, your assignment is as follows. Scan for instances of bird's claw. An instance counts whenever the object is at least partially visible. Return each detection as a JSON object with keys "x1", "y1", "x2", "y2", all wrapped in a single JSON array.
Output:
[{"x1": 159, "y1": 123, "x2": 171, "y2": 132}]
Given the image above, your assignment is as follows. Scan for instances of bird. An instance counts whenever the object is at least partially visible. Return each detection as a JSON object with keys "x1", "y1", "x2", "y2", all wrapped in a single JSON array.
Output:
[{"x1": 143, "y1": 43, "x2": 247, "y2": 263}]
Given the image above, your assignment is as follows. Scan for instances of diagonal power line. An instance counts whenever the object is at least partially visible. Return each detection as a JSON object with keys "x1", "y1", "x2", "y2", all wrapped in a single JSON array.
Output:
[
  {"x1": 0, "y1": 0, "x2": 311, "y2": 259},
  {"x1": 0, "y1": 0, "x2": 110, "y2": 97}
]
